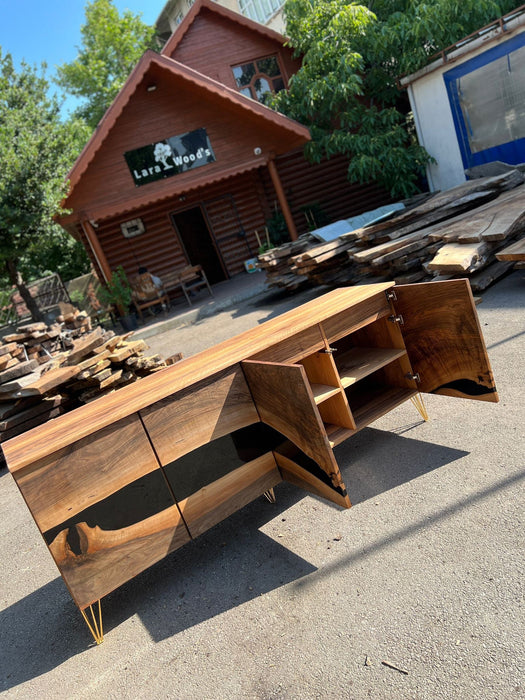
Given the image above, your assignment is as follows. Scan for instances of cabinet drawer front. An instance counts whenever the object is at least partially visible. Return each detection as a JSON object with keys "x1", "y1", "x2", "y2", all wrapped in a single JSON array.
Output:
[
  {"x1": 140, "y1": 366, "x2": 259, "y2": 465},
  {"x1": 322, "y1": 294, "x2": 391, "y2": 344},
  {"x1": 15, "y1": 414, "x2": 161, "y2": 534}
]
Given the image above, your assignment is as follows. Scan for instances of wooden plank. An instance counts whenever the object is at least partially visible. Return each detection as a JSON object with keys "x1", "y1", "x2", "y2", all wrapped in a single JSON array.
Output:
[
  {"x1": 336, "y1": 347, "x2": 408, "y2": 387},
  {"x1": 0, "y1": 395, "x2": 65, "y2": 431},
  {"x1": 469, "y1": 261, "x2": 515, "y2": 292},
  {"x1": 14, "y1": 366, "x2": 80, "y2": 397},
  {"x1": 0, "y1": 406, "x2": 65, "y2": 441},
  {"x1": 394, "y1": 280, "x2": 498, "y2": 402},
  {"x1": 140, "y1": 366, "x2": 259, "y2": 465},
  {"x1": 242, "y1": 360, "x2": 346, "y2": 490},
  {"x1": 351, "y1": 230, "x2": 429, "y2": 263},
  {"x1": 12, "y1": 414, "x2": 161, "y2": 532},
  {"x1": 427, "y1": 242, "x2": 489, "y2": 272},
  {"x1": 0, "y1": 360, "x2": 39, "y2": 385},
  {"x1": 178, "y1": 453, "x2": 281, "y2": 538},
  {"x1": 65, "y1": 328, "x2": 105, "y2": 365},
  {"x1": 495, "y1": 237, "x2": 525, "y2": 261}
]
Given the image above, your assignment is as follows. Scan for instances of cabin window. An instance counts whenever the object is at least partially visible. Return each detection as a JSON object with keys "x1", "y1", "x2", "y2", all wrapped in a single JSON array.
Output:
[
  {"x1": 232, "y1": 55, "x2": 285, "y2": 102},
  {"x1": 239, "y1": 0, "x2": 284, "y2": 24}
]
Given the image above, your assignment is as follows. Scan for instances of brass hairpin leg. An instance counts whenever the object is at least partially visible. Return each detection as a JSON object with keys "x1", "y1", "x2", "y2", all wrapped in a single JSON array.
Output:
[
  {"x1": 411, "y1": 392, "x2": 429, "y2": 421},
  {"x1": 80, "y1": 599, "x2": 104, "y2": 644},
  {"x1": 264, "y1": 488, "x2": 276, "y2": 503}
]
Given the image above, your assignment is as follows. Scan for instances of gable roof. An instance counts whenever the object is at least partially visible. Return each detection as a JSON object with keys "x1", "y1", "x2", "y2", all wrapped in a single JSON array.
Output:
[
  {"x1": 65, "y1": 49, "x2": 310, "y2": 195},
  {"x1": 161, "y1": 0, "x2": 287, "y2": 58}
]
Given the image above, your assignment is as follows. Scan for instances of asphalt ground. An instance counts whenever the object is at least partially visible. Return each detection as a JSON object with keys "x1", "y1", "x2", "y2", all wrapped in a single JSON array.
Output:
[{"x1": 1, "y1": 272, "x2": 523, "y2": 699}]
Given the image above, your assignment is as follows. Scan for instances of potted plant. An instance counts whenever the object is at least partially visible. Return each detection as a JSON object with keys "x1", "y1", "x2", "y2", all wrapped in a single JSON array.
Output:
[{"x1": 98, "y1": 266, "x2": 137, "y2": 331}]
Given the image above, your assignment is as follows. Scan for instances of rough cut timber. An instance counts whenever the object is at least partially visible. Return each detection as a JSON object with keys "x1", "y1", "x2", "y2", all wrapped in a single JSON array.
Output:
[
  {"x1": 341, "y1": 170, "x2": 524, "y2": 243},
  {"x1": 427, "y1": 242, "x2": 489, "y2": 273},
  {"x1": 496, "y1": 237, "x2": 525, "y2": 261}
]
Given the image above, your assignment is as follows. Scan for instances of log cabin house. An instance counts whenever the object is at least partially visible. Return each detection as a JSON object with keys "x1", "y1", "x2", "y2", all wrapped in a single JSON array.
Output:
[{"x1": 60, "y1": 0, "x2": 392, "y2": 290}]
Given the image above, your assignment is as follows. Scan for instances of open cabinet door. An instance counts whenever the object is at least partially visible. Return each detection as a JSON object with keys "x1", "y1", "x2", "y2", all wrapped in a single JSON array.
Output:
[
  {"x1": 394, "y1": 280, "x2": 498, "y2": 402},
  {"x1": 242, "y1": 360, "x2": 351, "y2": 508}
]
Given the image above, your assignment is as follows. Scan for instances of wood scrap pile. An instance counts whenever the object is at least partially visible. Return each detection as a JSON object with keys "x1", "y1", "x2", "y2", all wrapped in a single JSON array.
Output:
[
  {"x1": 258, "y1": 170, "x2": 525, "y2": 292},
  {"x1": 256, "y1": 234, "x2": 318, "y2": 291},
  {"x1": 0, "y1": 325, "x2": 178, "y2": 465}
]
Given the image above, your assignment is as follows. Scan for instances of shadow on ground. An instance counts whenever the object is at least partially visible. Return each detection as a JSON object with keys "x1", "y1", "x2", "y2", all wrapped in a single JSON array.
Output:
[{"x1": 1, "y1": 426, "x2": 469, "y2": 689}]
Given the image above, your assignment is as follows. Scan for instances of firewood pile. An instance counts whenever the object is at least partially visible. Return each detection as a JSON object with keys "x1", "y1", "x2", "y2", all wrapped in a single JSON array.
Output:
[
  {"x1": 0, "y1": 324, "x2": 179, "y2": 462},
  {"x1": 258, "y1": 170, "x2": 525, "y2": 293}
]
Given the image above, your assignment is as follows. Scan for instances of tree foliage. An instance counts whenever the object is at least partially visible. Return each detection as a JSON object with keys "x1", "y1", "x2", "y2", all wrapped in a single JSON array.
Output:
[
  {"x1": 273, "y1": 0, "x2": 517, "y2": 197},
  {"x1": 0, "y1": 50, "x2": 90, "y2": 320},
  {"x1": 56, "y1": 0, "x2": 157, "y2": 129}
]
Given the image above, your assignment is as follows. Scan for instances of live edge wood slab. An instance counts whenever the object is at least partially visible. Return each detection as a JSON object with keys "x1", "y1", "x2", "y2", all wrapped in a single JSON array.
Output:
[{"x1": 3, "y1": 281, "x2": 497, "y2": 643}]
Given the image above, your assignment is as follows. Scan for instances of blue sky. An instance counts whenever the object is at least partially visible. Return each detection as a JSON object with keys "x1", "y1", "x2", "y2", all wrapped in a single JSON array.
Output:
[{"x1": 0, "y1": 0, "x2": 168, "y2": 111}]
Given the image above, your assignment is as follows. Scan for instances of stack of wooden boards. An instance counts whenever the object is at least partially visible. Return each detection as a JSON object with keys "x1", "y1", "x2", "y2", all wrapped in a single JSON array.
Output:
[
  {"x1": 0, "y1": 324, "x2": 176, "y2": 465},
  {"x1": 258, "y1": 171, "x2": 525, "y2": 292}
]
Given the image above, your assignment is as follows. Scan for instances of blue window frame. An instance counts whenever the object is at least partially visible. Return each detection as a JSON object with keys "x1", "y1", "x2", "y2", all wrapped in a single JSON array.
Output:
[{"x1": 444, "y1": 32, "x2": 525, "y2": 170}]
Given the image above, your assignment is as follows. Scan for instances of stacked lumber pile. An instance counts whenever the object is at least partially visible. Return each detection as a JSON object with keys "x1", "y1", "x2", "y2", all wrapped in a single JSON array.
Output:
[
  {"x1": 290, "y1": 237, "x2": 362, "y2": 287},
  {"x1": 258, "y1": 170, "x2": 525, "y2": 292},
  {"x1": 256, "y1": 234, "x2": 318, "y2": 291},
  {"x1": 0, "y1": 326, "x2": 176, "y2": 464}
]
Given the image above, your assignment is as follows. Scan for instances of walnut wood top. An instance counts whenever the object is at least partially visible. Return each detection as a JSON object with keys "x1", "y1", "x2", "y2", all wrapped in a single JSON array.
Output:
[{"x1": 3, "y1": 283, "x2": 393, "y2": 471}]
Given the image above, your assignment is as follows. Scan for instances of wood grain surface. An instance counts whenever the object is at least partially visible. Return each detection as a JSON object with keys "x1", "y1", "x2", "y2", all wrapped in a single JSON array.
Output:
[
  {"x1": 14, "y1": 414, "x2": 161, "y2": 533},
  {"x1": 394, "y1": 280, "x2": 498, "y2": 401},
  {"x1": 140, "y1": 366, "x2": 259, "y2": 465},
  {"x1": 48, "y1": 503, "x2": 190, "y2": 609},
  {"x1": 242, "y1": 360, "x2": 345, "y2": 490}
]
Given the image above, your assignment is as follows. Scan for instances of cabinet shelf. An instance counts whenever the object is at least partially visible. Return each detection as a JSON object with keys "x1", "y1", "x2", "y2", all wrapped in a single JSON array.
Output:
[
  {"x1": 326, "y1": 386, "x2": 417, "y2": 447},
  {"x1": 336, "y1": 347, "x2": 408, "y2": 388},
  {"x1": 310, "y1": 383, "x2": 341, "y2": 404}
]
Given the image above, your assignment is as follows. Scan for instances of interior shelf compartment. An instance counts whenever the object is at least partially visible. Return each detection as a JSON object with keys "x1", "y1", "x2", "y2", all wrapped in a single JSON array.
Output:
[
  {"x1": 325, "y1": 386, "x2": 418, "y2": 447},
  {"x1": 310, "y1": 383, "x2": 342, "y2": 404},
  {"x1": 335, "y1": 346, "x2": 408, "y2": 388}
]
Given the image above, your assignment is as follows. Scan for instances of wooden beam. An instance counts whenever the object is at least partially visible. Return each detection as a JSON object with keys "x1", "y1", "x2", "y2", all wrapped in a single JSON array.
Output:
[
  {"x1": 81, "y1": 220, "x2": 112, "y2": 283},
  {"x1": 267, "y1": 158, "x2": 298, "y2": 241}
]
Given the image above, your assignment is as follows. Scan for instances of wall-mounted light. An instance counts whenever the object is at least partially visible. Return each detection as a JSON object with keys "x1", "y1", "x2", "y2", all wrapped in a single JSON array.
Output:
[
  {"x1": 254, "y1": 147, "x2": 262, "y2": 156},
  {"x1": 146, "y1": 84, "x2": 157, "y2": 92},
  {"x1": 179, "y1": 195, "x2": 186, "y2": 202}
]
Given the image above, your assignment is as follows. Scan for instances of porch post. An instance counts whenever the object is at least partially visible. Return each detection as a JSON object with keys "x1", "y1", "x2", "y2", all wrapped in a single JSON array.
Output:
[
  {"x1": 267, "y1": 157, "x2": 298, "y2": 241},
  {"x1": 81, "y1": 220, "x2": 112, "y2": 283}
]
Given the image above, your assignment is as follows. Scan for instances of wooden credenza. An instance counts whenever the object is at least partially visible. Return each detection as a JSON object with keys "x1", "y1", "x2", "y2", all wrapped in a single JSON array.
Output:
[{"x1": 3, "y1": 280, "x2": 497, "y2": 642}]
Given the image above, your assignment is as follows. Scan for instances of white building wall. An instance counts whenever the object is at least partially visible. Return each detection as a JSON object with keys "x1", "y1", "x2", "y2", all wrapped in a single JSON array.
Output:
[
  {"x1": 403, "y1": 16, "x2": 525, "y2": 192},
  {"x1": 408, "y1": 75, "x2": 465, "y2": 192}
]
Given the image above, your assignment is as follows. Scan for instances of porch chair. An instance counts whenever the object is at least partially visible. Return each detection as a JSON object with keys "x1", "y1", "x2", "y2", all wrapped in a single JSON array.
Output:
[
  {"x1": 130, "y1": 272, "x2": 170, "y2": 322},
  {"x1": 162, "y1": 265, "x2": 214, "y2": 306}
]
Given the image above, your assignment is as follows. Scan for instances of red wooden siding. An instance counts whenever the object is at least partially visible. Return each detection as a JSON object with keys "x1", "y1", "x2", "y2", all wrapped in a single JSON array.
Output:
[
  {"x1": 261, "y1": 150, "x2": 394, "y2": 236},
  {"x1": 166, "y1": 9, "x2": 301, "y2": 90},
  {"x1": 65, "y1": 67, "x2": 300, "y2": 220},
  {"x1": 92, "y1": 171, "x2": 267, "y2": 284}
]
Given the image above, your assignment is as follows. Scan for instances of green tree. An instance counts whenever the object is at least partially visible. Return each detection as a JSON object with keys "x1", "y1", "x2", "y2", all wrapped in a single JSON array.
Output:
[
  {"x1": 56, "y1": 0, "x2": 157, "y2": 129},
  {"x1": 273, "y1": 0, "x2": 517, "y2": 197},
  {"x1": 0, "y1": 50, "x2": 89, "y2": 321}
]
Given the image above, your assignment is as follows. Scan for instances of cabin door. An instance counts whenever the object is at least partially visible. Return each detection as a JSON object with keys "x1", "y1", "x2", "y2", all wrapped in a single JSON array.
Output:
[{"x1": 171, "y1": 206, "x2": 227, "y2": 284}]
